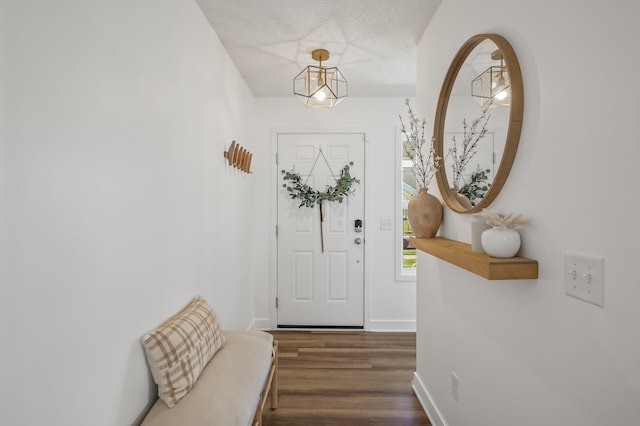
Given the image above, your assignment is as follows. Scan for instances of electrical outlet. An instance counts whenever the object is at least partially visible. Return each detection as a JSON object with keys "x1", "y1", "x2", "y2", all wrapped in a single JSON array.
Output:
[
  {"x1": 565, "y1": 252, "x2": 604, "y2": 307},
  {"x1": 451, "y1": 371, "x2": 459, "y2": 402},
  {"x1": 380, "y1": 218, "x2": 393, "y2": 230}
]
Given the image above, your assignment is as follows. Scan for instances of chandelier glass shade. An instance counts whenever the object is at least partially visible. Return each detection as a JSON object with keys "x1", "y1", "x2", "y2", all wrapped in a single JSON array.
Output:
[
  {"x1": 293, "y1": 49, "x2": 347, "y2": 108},
  {"x1": 471, "y1": 50, "x2": 510, "y2": 108}
]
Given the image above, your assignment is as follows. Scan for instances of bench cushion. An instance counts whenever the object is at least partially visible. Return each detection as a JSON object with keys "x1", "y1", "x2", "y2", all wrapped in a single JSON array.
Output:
[
  {"x1": 141, "y1": 330, "x2": 274, "y2": 426},
  {"x1": 142, "y1": 297, "x2": 226, "y2": 407}
]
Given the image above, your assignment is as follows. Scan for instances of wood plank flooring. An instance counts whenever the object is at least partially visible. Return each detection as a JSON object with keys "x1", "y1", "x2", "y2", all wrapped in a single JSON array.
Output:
[{"x1": 262, "y1": 331, "x2": 431, "y2": 426}]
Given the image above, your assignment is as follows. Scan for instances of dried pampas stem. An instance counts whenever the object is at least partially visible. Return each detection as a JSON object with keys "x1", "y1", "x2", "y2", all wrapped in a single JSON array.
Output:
[{"x1": 481, "y1": 209, "x2": 530, "y2": 229}]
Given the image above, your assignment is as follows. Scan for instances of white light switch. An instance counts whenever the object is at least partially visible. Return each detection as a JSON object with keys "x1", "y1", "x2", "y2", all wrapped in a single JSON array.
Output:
[
  {"x1": 564, "y1": 253, "x2": 604, "y2": 307},
  {"x1": 380, "y1": 218, "x2": 392, "y2": 230}
]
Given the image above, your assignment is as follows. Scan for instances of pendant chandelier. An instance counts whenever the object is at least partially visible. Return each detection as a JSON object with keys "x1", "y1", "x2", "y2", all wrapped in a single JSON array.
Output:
[
  {"x1": 471, "y1": 49, "x2": 510, "y2": 108},
  {"x1": 293, "y1": 49, "x2": 347, "y2": 108}
]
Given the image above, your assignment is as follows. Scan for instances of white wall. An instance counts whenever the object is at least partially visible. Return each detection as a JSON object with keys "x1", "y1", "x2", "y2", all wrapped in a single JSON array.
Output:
[
  {"x1": 414, "y1": 1, "x2": 640, "y2": 425},
  {"x1": 251, "y1": 97, "x2": 418, "y2": 331},
  {"x1": 1, "y1": 1, "x2": 257, "y2": 424}
]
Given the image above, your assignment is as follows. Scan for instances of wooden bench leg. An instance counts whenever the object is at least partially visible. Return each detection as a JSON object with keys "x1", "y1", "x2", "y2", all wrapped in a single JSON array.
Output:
[
  {"x1": 271, "y1": 340, "x2": 278, "y2": 409},
  {"x1": 254, "y1": 403, "x2": 263, "y2": 426},
  {"x1": 254, "y1": 339, "x2": 279, "y2": 426}
]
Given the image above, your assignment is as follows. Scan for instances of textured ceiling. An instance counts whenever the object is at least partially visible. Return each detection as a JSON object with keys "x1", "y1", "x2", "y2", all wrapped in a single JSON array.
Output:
[{"x1": 196, "y1": 0, "x2": 442, "y2": 97}]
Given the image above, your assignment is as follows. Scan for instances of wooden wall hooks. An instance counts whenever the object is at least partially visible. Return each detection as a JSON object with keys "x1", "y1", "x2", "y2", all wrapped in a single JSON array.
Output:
[{"x1": 224, "y1": 140, "x2": 252, "y2": 173}]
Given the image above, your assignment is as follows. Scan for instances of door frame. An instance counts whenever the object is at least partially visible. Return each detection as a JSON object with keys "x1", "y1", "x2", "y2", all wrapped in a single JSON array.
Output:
[{"x1": 269, "y1": 127, "x2": 371, "y2": 330}]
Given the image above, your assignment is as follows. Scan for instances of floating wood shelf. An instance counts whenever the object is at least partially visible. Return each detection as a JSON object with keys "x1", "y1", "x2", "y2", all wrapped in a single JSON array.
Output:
[{"x1": 410, "y1": 237, "x2": 538, "y2": 280}]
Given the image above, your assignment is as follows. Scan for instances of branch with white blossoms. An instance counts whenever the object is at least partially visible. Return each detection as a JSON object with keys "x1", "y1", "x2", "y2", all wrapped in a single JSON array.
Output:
[
  {"x1": 481, "y1": 208, "x2": 530, "y2": 229},
  {"x1": 399, "y1": 98, "x2": 442, "y2": 189},
  {"x1": 449, "y1": 103, "x2": 491, "y2": 190}
]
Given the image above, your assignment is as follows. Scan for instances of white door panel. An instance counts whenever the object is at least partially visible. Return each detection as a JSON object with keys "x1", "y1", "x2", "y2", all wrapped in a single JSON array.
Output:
[{"x1": 277, "y1": 133, "x2": 365, "y2": 327}]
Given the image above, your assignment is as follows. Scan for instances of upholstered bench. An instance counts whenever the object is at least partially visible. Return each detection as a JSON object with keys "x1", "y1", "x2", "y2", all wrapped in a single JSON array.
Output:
[{"x1": 140, "y1": 297, "x2": 278, "y2": 426}]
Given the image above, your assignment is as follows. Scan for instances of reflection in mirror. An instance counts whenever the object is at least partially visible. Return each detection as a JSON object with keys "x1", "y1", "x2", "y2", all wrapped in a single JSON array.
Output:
[
  {"x1": 471, "y1": 47, "x2": 511, "y2": 108},
  {"x1": 434, "y1": 34, "x2": 523, "y2": 213},
  {"x1": 444, "y1": 39, "x2": 507, "y2": 207}
]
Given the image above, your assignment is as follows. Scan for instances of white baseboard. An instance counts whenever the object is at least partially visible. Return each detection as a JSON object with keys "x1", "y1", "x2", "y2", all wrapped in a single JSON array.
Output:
[
  {"x1": 249, "y1": 318, "x2": 272, "y2": 330},
  {"x1": 367, "y1": 320, "x2": 416, "y2": 332},
  {"x1": 412, "y1": 372, "x2": 447, "y2": 426},
  {"x1": 249, "y1": 318, "x2": 415, "y2": 332}
]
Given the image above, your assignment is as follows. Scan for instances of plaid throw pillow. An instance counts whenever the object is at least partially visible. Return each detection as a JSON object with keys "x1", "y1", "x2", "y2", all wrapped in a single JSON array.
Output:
[{"x1": 143, "y1": 296, "x2": 226, "y2": 408}]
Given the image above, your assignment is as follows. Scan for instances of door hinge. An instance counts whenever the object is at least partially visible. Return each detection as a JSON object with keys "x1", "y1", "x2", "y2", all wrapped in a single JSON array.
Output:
[
  {"x1": 275, "y1": 152, "x2": 279, "y2": 165},
  {"x1": 275, "y1": 225, "x2": 278, "y2": 237},
  {"x1": 275, "y1": 297, "x2": 278, "y2": 309}
]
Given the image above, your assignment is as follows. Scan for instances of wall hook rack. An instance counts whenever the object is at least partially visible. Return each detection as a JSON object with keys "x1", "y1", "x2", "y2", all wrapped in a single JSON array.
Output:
[{"x1": 224, "y1": 140, "x2": 252, "y2": 174}]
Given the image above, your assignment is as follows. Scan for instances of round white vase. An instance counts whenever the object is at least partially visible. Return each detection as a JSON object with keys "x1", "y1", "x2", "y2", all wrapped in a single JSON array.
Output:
[{"x1": 481, "y1": 227, "x2": 521, "y2": 258}]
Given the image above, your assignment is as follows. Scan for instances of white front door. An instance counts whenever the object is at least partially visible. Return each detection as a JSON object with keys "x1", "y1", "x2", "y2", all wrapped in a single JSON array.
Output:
[{"x1": 277, "y1": 132, "x2": 365, "y2": 327}]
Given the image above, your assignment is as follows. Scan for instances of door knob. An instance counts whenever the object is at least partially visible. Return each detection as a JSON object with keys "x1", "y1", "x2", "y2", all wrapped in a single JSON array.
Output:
[{"x1": 354, "y1": 237, "x2": 363, "y2": 245}]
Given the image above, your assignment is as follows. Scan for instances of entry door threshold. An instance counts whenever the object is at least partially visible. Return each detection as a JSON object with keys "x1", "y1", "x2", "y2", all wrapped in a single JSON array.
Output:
[{"x1": 277, "y1": 325, "x2": 364, "y2": 330}]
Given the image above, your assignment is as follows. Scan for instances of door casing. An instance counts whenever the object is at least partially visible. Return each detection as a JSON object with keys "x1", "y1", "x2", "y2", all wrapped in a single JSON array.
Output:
[{"x1": 269, "y1": 128, "x2": 370, "y2": 330}]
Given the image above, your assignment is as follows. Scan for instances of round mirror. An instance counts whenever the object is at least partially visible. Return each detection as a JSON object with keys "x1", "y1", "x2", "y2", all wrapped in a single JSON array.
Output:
[{"x1": 433, "y1": 34, "x2": 523, "y2": 213}]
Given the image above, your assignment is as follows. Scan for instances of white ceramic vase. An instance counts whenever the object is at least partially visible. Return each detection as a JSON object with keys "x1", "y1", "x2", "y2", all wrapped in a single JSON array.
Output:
[{"x1": 481, "y1": 227, "x2": 521, "y2": 258}]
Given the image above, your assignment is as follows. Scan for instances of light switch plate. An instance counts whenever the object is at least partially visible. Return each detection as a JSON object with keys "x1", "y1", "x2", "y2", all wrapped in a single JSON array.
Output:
[
  {"x1": 564, "y1": 252, "x2": 604, "y2": 307},
  {"x1": 380, "y1": 218, "x2": 392, "y2": 230}
]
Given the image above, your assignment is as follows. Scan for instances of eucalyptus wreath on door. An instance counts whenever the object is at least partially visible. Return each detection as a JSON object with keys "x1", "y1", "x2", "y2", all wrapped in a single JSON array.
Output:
[{"x1": 281, "y1": 149, "x2": 359, "y2": 252}]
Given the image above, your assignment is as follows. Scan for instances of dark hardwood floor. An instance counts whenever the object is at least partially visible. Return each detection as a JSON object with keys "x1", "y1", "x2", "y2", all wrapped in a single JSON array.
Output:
[{"x1": 263, "y1": 331, "x2": 431, "y2": 426}]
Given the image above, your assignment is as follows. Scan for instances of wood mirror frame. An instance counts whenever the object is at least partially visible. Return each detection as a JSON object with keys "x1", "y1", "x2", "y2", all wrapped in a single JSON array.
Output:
[{"x1": 433, "y1": 33, "x2": 523, "y2": 213}]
